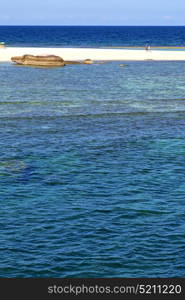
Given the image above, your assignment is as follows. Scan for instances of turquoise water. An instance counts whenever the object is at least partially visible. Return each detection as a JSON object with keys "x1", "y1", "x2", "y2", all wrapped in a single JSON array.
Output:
[{"x1": 0, "y1": 61, "x2": 185, "y2": 277}]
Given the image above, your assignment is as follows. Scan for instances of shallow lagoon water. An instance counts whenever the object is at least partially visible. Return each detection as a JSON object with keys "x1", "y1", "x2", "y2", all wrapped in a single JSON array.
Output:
[{"x1": 0, "y1": 61, "x2": 185, "y2": 277}]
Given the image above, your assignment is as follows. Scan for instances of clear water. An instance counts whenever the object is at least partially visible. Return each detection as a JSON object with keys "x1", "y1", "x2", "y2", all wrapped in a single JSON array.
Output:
[
  {"x1": 0, "y1": 27, "x2": 185, "y2": 278},
  {"x1": 1, "y1": 61, "x2": 185, "y2": 278}
]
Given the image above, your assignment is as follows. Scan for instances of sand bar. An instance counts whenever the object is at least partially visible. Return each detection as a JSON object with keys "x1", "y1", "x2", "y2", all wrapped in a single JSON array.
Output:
[{"x1": 1, "y1": 47, "x2": 185, "y2": 62}]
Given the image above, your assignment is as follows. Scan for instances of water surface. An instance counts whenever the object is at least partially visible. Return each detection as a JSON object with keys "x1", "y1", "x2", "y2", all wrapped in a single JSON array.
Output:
[{"x1": 0, "y1": 61, "x2": 185, "y2": 277}]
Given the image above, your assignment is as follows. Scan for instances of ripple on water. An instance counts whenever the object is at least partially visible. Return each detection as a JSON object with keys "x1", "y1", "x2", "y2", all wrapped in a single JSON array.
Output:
[{"x1": 1, "y1": 62, "x2": 185, "y2": 277}]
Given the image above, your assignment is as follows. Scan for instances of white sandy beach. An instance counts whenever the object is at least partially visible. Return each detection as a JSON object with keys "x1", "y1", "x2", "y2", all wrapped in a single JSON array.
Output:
[{"x1": 1, "y1": 47, "x2": 185, "y2": 62}]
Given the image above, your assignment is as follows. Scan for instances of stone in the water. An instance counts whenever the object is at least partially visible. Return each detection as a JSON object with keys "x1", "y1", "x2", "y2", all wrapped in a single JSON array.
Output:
[
  {"x1": 11, "y1": 55, "x2": 95, "y2": 67},
  {"x1": 84, "y1": 59, "x2": 93, "y2": 64},
  {"x1": 64, "y1": 61, "x2": 82, "y2": 65},
  {"x1": 11, "y1": 54, "x2": 65, "y2": 66}
]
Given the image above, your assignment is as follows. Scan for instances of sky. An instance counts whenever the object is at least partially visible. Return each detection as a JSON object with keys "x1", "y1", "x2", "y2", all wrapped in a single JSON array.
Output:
[{"x1": 1, "y1": 0, "x2": 185, "y2": 26}]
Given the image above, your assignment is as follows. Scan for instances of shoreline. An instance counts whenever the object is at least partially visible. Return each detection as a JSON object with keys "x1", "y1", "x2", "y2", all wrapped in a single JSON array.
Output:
[{"x1": 2, "y1": 47, "x2": 185, "y2": 62}]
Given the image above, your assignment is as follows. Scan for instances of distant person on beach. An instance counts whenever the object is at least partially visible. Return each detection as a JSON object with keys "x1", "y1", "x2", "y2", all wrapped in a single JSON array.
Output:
[
  {"x1": 0, "y1": 42, "x2": 5, "y2": 48},
  {"x1": 145, "y1": 44, "x2": 151, "y2": 51}
]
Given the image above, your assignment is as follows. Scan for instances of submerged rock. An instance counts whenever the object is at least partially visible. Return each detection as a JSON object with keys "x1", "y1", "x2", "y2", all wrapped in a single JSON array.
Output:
[
  {"x1": 0, "y1": 159, "x2": 26, "y2": 173},
  {"x1": 11, "y1": 54, "x2": 65, "y2": 66}
]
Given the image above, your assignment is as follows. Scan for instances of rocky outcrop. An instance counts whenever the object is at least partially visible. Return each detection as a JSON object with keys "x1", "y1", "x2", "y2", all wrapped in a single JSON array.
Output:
[
  {"x1": 11, "y1": 55, "x2": 95, "y2": 67},
  {"x1": 64, "y1": 61, "x2": 81, "y2": 65},
  {"x1": 11, "y1": 54, "x2": 65, "y2": 66},
  {"x1": 65, "y1": 59, "x2": 94, "y2": 65},
  {"x1": 83, "y1": 59, "x2": 93, "y2": 64}
]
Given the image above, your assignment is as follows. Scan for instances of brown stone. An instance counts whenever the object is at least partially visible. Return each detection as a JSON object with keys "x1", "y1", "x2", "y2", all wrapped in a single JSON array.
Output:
[
  {"x1": 11, "y1": 54, "x2": 65, "y2": 66},
  {"x1": 64, "y1": 61, "x2": 82, "y2": 65},
  {"x1": 83, "y1": 59, "x2": 93, "y2": 64}
]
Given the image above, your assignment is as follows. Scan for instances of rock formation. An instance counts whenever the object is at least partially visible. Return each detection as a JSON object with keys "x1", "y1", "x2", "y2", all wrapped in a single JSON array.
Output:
[
  {"x1": 11, "y1": 54, "x2": 65, "y2": 66},
  {"x1": 11, "y1": 55, "x2": 95, "y2": 67},
  {"x1": 65, "y1": 59, "x2": 94, "y2": 65},
  {"x1": 83, "y1": 59, "x2": 93, "y2": 64},
  {"x1": 64, "y1": 61, "x2": 81, "y2": 65}
]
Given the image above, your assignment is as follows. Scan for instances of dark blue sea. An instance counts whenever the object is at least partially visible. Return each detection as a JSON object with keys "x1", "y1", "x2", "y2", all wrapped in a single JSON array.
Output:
[
  {"x1": 1, "y1": 26, "x2": 185, "y2": 47},
  {"x1": 0, "y1": 26, "x2": 185, "y2": 278}
]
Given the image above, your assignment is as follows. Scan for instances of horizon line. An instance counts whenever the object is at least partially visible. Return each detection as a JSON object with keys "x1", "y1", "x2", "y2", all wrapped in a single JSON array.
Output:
[{"x1": 1, "y1": 24, "x2": 185, "y2": 27}]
